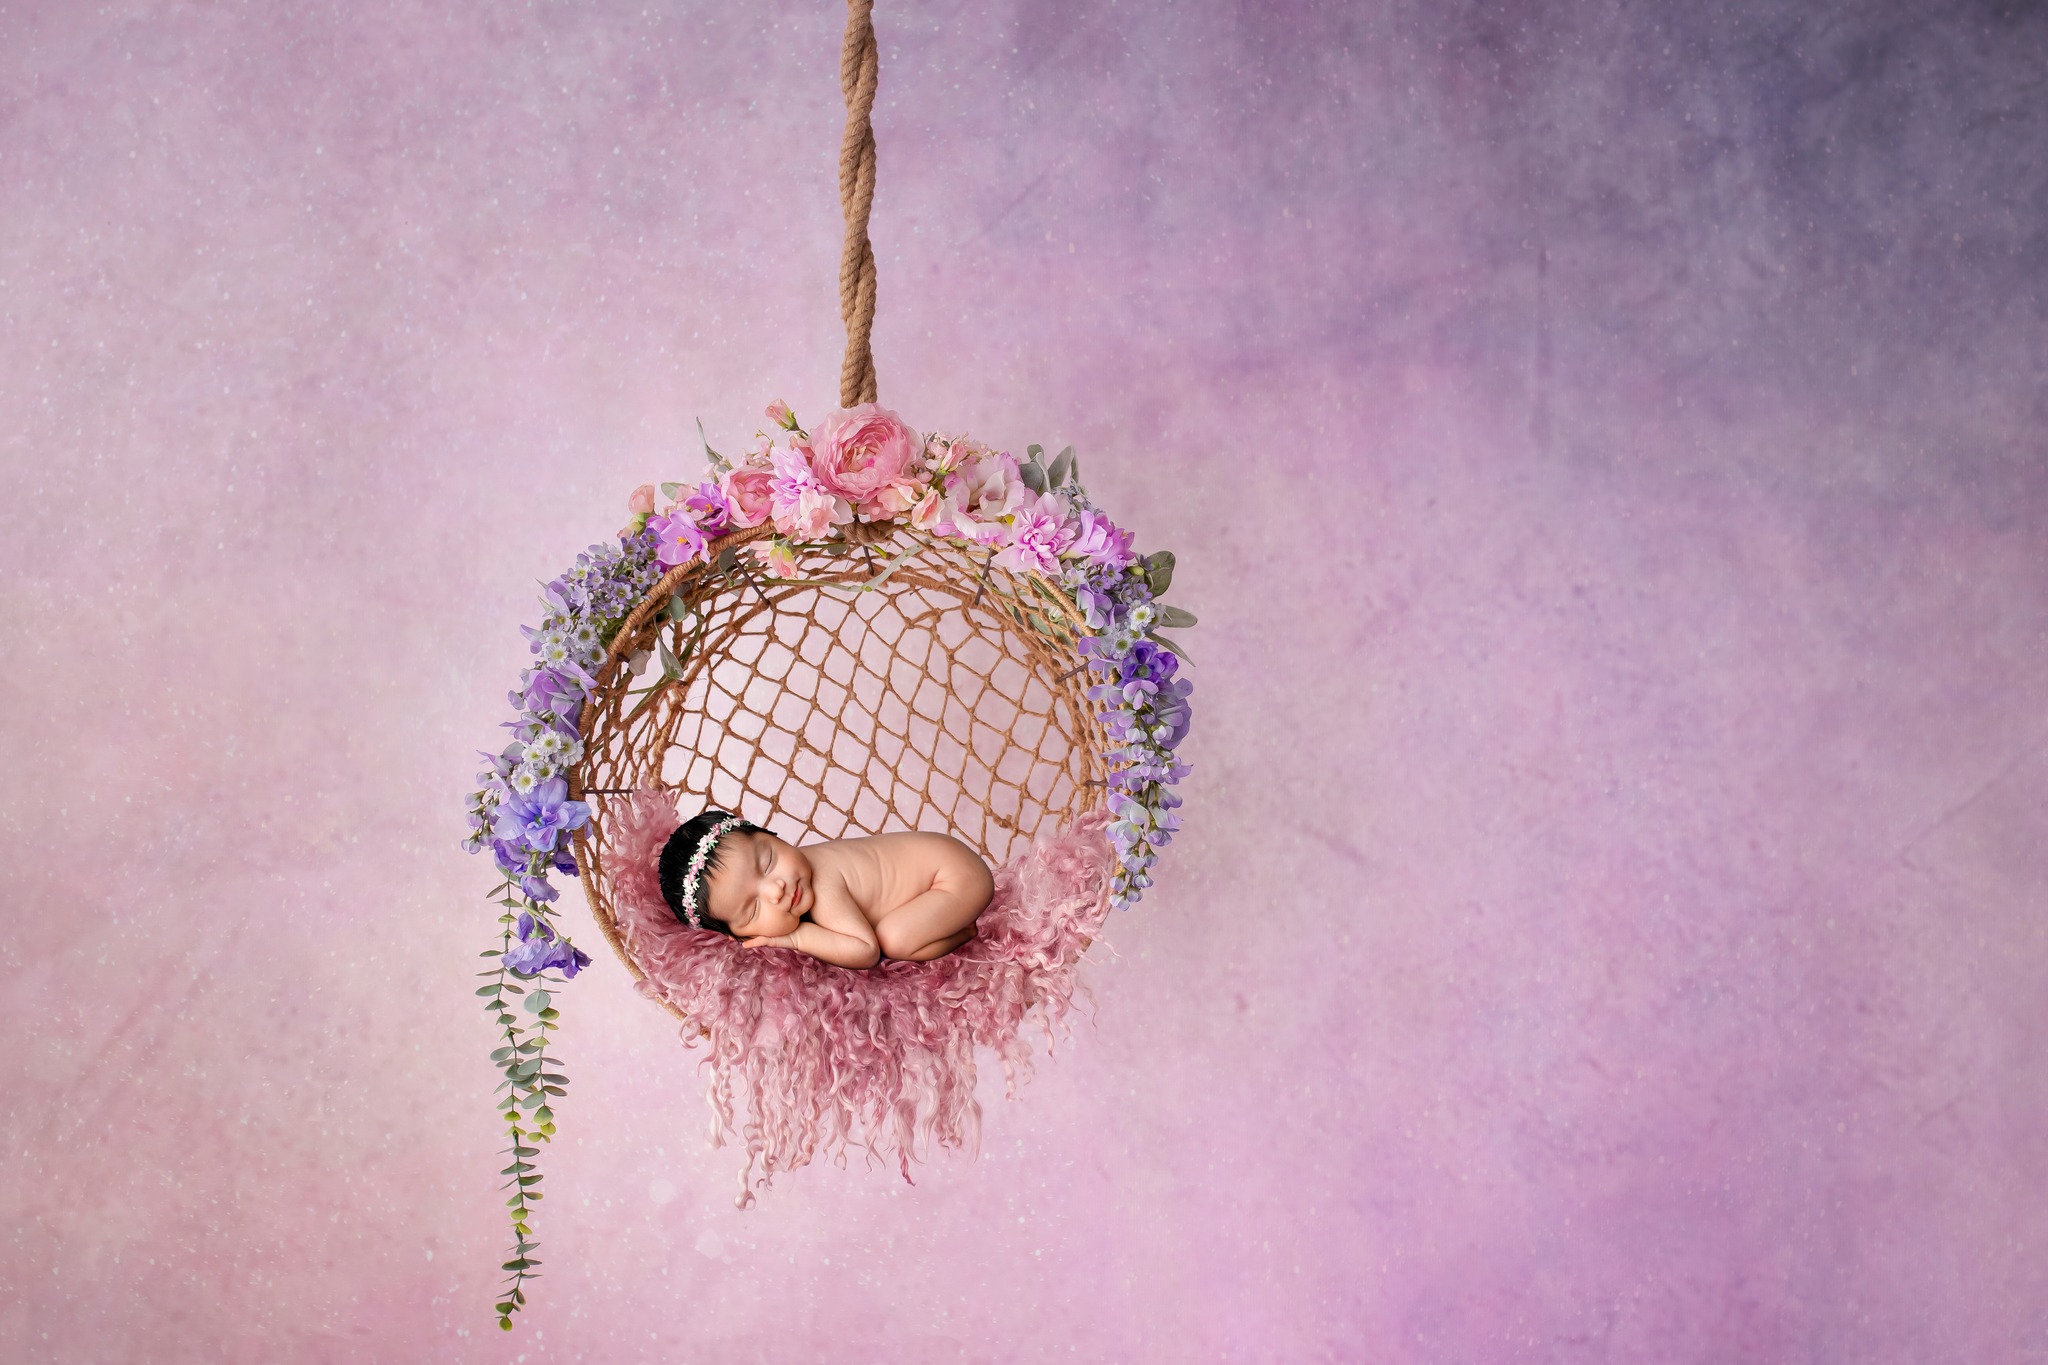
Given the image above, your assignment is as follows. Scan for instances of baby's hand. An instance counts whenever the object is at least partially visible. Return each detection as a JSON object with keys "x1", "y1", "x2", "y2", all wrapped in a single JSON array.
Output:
[{"x1": 741, "y1": 934, "x2": 797, "y2": 951}]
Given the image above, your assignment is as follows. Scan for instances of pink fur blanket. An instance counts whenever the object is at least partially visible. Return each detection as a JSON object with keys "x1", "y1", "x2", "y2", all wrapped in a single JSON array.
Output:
[{"x1": 604, "y1": 788, "x2": 1117, "y2": 1206}]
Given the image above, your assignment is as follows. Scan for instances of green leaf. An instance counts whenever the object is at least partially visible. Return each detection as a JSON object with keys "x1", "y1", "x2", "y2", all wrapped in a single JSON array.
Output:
[
  {"x1": 659, "y1": 481, "x2": 682, "y2": 500},
  {"x1": 524, "y1": 991, "x2": 551, "y2": 1013},
  {"x1": 697, "y1": 416, "x2": 729, "y2": 472},
  {"x1": 657, "y1": 638, "x2": 681, "y2": 678},
  {"x1": 1143, "y1": 550, "x2": 1176, "y2": 596},
  {"x1": 1048, "y1": 445, "x2": 1075, "y2": 487},
  {"x1": 501, "y1": 1163, "x2": 533, "y2": 1176},
  {"x1": 490, "y1": 1047, "x2": 514, "y2": 1062},
  {"x1": 1150, "y1": 631, "x2": 1195, "y2": 664},
  {"x1": 475, "y1": 985, "x2": 502, "y2": 997},
  {"x1": 1026, "y1": 443, "x2": 1044, "y2": 460},
  {"x1": 516, "y1": 1175, "x2": 542, "y2": 1186},
  {"x1": 538, "y1": 1073, "x2": 569, "y2": 1086},
  {"x1": 520, "y1": 1091, "x2": 546, "y2": 1109},
  {"x1": 499, "y1": 1317, "x2": 513, "y2": 1331},
  {"x1": 513, "y1": 1144, "x2": 540, "y2": 1157},
  {"x1": 666, "y1": 593, "x2": 691, "y2": 622},
  {"x1": 537, "y1": 1008, "x2": 560, "y2": 1022},
  {"x1": 503, "y1": 1259, "x2": 533, "y2": 1271},
  {"x1": 1019, "y1": 459, "x2": 1047, "y2": 494},
  {"x1": 542, "y1": 1085, "x2": 566, "y2": 1097},
  {"x1": 1154, "y1": 604, "x2": 1198, "y2": 630},
  {"x1": 534, "y1": 1107, "x2": 554, "y2": 1124}
]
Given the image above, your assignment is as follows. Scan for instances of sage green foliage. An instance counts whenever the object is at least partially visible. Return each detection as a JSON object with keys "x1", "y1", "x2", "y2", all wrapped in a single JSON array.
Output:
[{"x1": 481, "y1": 882, "x2": 575, "y2": 1331}]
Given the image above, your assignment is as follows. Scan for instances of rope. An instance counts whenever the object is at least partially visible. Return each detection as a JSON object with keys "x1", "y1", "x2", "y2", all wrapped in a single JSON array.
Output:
[{"x1": 838, "y1": 0, "x2": 880, "y2": 407}]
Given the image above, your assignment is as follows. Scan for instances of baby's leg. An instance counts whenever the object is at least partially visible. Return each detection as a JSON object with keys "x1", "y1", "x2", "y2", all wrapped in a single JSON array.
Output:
[
  {"x1": 891, "y1": 927, "x2": 975, "y2": 963},
  {"x1": 874, "y1": 885, "x2": 983, "y2": 962}
]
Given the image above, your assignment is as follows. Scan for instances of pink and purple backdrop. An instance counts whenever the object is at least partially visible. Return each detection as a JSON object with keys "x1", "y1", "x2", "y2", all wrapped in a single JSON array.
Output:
[{"x1": 7, "y1": 1, "x2": 2048, "y2": 1360}]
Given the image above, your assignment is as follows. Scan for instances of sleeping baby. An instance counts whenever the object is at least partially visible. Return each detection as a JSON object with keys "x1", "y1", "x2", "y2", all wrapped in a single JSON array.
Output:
[{"x1": 655, "y1": 810, "x2": 994, "y2": 968}]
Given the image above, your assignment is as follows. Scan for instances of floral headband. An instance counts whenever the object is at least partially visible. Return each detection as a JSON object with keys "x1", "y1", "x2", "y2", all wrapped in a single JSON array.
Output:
[{"x1": 676, "y1": 814, "x2": 750, "y2": 929}]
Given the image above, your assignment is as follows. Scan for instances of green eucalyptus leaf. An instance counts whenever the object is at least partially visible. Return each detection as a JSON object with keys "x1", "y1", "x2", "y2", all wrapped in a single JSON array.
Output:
[
  {"x1": 1144, "y1": 550, "x2": 1176, "y2": 596},
  {"x1": 490, "y1": 1048, "x2": 513, "y2": 1062},
  {"x1": 525, "y1": 991, "x2": 551, "y2": 1013},
  {"x1": 666, "y1": 593, "x2": 691, "y2": 622},
  {"x1": 697, "y1": 416, "x2": 729, "y2": 472},
  {"x1": 1151, "y1": 630, "x2": 1195, "y2": 664},
  {"x1": 1154, "y1": 604, "x2": 1198, "y2": 630},
  {"x1": 538, "y1": 1073, "x2": 569, "y2": 1086},
  {"x1": 542, "y1": 1085, "x2": 567, "y2": 1097},
  {"x1": 475, "y1": 985, "x2": 502, "y2": 997}
]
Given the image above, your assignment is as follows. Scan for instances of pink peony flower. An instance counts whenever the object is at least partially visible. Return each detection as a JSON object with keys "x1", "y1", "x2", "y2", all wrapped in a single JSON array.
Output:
[
  {"x1": 750, "y1": 539, "x2": 801, "y2": 579},
  {"x1": 993, "y1": 491, "x2": 1078, "y2": 575},
  {"x1": 765, "y1": 399, "x2": 795, "y2": 430},
  {"x1": 808, "y1": 404, "x2": 918, "y2": 504},
  {"x1": 720, "y1": 464, "x2": 776, "y2": 529},
  {"x1": 768, "y1": 444, "x2": 852, "y2": 540},
  {"x1": 1067, "y1": 508, "x2": 1136, "y2": 570}
]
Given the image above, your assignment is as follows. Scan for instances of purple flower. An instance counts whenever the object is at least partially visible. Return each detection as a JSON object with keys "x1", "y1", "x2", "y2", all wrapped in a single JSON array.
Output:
[
  {"x1": 684, "y1": 481, "x2": 733, "y2": 537},
  {"x1": 519, "y1": 667, "x2": 586, "y2": 724},
  {"x1": 492, "y1": 777, "x2": 592, "y2": 853},
  {"x1": 649, "y1": 511, "x2": 711, "y2": 568},
  {"x1": 491, "y1": 838, "x2": 529, "y2": 878},
  {"x1": 520, "y1": 873, "x2": 559, "y2": 904},
  {"x1": 1068, "y1": 509, "x2": 1135, "y2": 570},
  {"x1": 503, "y1": 912, "x2": 593, "y2": 977}
]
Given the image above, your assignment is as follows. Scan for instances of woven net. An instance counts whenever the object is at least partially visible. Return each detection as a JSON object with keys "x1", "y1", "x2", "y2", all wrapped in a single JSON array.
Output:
[{"x1": 568, "y1": 522, "x2": 1109, "y2": 1010}]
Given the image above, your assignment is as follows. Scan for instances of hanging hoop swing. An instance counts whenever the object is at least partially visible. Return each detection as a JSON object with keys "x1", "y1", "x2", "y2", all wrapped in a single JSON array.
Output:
[{"x1": 462, "y1": 0, "x2": 1193, "y2": 1332}]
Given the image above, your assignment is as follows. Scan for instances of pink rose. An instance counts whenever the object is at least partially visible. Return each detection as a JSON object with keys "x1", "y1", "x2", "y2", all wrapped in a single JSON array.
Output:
[
  {"x1": 808, "y1": 404, "x2": 917, "y2": 504},
  {"x1": 627, "y1": 483, "x2": 657, "y2": 516},
  {"x1": 765, "y1": 399, "x2": 795, "y2": 430},
  {"x1": 719, "y1": 465, "x2": 776, "y2": 529}
]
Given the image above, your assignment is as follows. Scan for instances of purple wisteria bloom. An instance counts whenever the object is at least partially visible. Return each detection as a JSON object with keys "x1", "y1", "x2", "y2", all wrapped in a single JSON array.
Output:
[
  {"x1": 492, "y1": 777, "x2": 592, "y2": 854},
  {"x1": 504, "y1": 912, "x2": 592, "y2": 978}
]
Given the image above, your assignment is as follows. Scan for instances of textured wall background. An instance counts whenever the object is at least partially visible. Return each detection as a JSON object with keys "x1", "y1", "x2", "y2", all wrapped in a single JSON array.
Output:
[{"x1": 6, "y1": 1, "x2": 2047, "y2": 1361}]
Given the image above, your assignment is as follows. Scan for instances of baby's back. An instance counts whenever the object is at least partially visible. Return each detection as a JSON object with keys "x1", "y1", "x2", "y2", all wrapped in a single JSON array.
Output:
[{"x1": 807, "y1": 830, "x2": 992, "y2": 925}]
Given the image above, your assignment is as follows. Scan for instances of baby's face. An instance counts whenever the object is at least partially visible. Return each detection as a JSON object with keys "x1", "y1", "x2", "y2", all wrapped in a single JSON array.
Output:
[{"x1": 704, "y1": 830, "x2": 813, "y2": 938}]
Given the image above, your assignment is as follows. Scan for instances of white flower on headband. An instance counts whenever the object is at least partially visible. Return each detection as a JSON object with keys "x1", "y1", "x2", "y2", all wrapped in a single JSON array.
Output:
[{"x1": 679, "y1": 815, "x2": 749, "y2": 928}]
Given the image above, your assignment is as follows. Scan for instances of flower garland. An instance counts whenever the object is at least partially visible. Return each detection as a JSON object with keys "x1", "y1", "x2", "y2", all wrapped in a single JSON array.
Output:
[{"x1": 461, "y1": 401, "x2": 1194, "y2": 1330}]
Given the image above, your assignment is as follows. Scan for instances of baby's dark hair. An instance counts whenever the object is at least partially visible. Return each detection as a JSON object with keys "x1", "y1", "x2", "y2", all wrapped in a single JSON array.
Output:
[{"x1": 657, "y1": 809, "x2": 765, "y2": 936}]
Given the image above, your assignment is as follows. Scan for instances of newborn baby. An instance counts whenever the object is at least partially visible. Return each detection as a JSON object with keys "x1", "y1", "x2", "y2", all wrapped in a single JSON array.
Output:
[{"x1": 655, "y1": 810, "x2": 994, "y2": 968}]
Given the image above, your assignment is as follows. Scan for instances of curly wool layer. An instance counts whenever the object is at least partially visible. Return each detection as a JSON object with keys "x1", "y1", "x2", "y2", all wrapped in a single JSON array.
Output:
[{"x1": 607, "y1": 788, "x2": 1116, "y2": 1207}]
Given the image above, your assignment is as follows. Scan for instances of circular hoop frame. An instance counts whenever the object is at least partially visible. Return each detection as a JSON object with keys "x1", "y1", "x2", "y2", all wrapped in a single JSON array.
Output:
[{"x1": 566, "y1": 521, "x2": 1110, "y2": 1013}]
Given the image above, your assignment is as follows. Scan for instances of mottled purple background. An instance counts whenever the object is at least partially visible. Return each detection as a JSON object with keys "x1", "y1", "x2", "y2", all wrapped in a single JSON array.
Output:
[{"x1": 6, "y1": 1, "x2": 2048, "y2": 1361}]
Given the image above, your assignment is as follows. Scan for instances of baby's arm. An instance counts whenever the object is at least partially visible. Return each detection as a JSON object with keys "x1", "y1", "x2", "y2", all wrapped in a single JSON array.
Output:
[{"x1": 742, "y1": 875, "x2": 881, "y2": 970}]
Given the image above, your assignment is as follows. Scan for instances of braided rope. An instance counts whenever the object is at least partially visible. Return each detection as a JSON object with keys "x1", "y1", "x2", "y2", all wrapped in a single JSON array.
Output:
[{"x1": 838, "y1": 0, "x2": 880, "y2": 407}]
